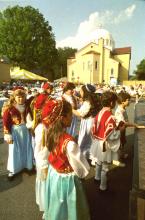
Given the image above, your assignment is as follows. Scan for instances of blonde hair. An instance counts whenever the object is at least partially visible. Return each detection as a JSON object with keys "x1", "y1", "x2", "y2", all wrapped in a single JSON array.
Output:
[{"x1": 1, "y1": 91, "x2": 26, "y2": 116}]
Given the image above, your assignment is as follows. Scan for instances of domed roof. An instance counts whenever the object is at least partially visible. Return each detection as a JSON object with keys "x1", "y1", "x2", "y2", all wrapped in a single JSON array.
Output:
[{"x1": 80, "y1": 27, "x2": 115, "y2": 51}]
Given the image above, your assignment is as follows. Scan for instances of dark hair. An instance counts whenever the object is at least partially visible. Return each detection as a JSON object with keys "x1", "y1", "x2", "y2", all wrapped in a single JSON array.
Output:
[
  {"x1": 63, "y1": 82, "x2": 75, "y2": 93},
  {"x1": 101, "y1": 91, "x2": 118, "y2": 107},
  {"x1": 81, "y1": 85, "x2": 94, "y2": 101},
  {"x1": 81, "y1": 85, "x2": 102, "y2": 117},
  {"x1": 46, "y1": 100, "x2": 72, "y2": 152},
  {"x1": 117, "y1": 92, "x2": 131, "y2": 104}
]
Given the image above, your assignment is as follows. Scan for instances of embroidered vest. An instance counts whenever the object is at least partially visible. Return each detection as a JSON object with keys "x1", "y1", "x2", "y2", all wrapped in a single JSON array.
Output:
[{"x1": 48, "y1": 133, "x2": 74, "y2": 173}]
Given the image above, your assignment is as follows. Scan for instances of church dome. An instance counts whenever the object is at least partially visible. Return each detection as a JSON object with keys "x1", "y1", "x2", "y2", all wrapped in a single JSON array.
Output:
[{"x1": 83, "y1": 28, "x2": 115, "y2": 51}]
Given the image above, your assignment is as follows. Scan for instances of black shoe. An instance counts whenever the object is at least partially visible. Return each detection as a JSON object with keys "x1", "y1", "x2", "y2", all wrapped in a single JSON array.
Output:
[
  {"x1": 7, "y1": 172, "x2": 15, "y2": 181},
  {"x1": 99, "y1": 188, "x2": 108, "y2": 193}
]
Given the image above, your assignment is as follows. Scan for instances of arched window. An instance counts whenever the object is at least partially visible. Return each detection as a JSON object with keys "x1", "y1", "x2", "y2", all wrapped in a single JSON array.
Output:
[
  {"x1": 106, "y1": 39, "x2": 109, "y2": 45},
  {"x1": 83, "y1": 62, "x2": 85, "y2": 71},
  {"x1": 111, "y1": 68, "x2": 114, "y2": 76},
  {"x1": 88, "y1": 61, "x2": 91, "y2": 70}
]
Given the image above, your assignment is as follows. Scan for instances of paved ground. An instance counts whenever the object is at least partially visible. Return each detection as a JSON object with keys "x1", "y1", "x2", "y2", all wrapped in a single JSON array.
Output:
[{"x1": 0, "y1": 102, "x2": 135, "y2": 220}]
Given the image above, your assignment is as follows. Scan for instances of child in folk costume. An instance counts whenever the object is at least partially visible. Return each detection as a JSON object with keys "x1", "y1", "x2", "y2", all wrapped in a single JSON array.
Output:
[
  {"x1": 33, "y1": 83, "x2": 52, "y2": 216},
  {"x1": 34, "y1": 117, "x2": 49, "y2": 217},
  {"x1": 62, "y1": 82, "x2": 78, "y2": 138},
  {"x1": 91, "y1": 91, "x2": 125, "y2": 191},
  {"x1": 2, "y1": 87, "x2": 34, "y2": 180},
  {"x1": 40, "y1": 99, "x2": 90, "y2": 220},
  {"x1": 72, "y1": 84, "x2": 101, "y2": 158},
  {"x1": 31, "y1": 82, "x2": 53, "y2": 130},
  {"x1": 115, "y1": 91, "x2": 137, "y2": 161},
  {"x1": 29, "y1": 82, "x2": 53, "y2": 159}
]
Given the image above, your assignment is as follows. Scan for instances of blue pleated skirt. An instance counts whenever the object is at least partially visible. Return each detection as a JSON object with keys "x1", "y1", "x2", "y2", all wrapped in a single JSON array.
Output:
[
  {"x1": 7, "y1": 124, "x2": 33, "y2": 174},
  {"x1": 44, "y1": 165, "x2": 90, "y2": 220},
  {"x1": 66, "y1": 115, "x2": 78, "y2": 138}
]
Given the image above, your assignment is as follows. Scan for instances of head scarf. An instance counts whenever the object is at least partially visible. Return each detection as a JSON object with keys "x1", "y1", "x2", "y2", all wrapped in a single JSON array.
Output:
[
  {"x1": 85, "y1": 84, "x2": 96, "y2": 93},
  {"x1": 42, "y1": 82, "x2": 53, "y2": 90},
  {"x1": 42, "y1": 99, "x2": 63, "y2": 127}
]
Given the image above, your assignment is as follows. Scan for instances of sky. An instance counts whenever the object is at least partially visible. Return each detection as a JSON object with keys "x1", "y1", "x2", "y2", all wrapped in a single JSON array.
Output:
[{"x1": 0, "y1": 0, "x2": 145, "y2": 75}]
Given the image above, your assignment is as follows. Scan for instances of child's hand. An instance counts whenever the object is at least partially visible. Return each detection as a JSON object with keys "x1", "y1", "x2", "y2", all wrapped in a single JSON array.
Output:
[
  {"x1": 117, "y1": 121, "x2": 125, "y2": 131},
  {"x1": 7, "y1": 139, "x2": 13, "y2": 144},
  {"x1": 41, "y1": 168, "x2": 48, "y2": 180}
]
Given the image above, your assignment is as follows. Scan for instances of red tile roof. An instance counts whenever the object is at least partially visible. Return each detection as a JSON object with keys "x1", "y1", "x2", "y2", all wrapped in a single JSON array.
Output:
[{"x1": 112, "y1": 47, "x2": 131, "y2": 55}]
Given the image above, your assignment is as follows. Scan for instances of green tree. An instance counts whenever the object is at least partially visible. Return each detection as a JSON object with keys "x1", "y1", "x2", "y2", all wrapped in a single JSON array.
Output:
[
  {"x1": 55, "y1": 47, "x2": 77, "y2": 79},
  {"x1": 0, "y1": 5, "x2": 57, "y2": 80},
  {"x1": 135, "y1": 59, "x2": 145, "y2": 80}
]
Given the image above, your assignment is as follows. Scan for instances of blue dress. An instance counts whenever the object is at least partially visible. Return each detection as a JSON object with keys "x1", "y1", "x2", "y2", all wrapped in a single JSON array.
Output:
[
  {"x1": 44, "y1": 137, "x2": 90, "y2": 220},
  {"x1": 7, "y1": 124, "x2": 33, "y2": 174}
]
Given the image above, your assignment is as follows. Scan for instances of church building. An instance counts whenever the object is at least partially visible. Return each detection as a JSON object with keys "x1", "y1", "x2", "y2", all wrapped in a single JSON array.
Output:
[{"x1": 67, "y1": 28, "x2": 131, "y2": 85}]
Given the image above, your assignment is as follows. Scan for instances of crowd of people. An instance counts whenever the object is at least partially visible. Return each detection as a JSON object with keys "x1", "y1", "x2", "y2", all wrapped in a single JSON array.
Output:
[{"x1": 1, "y1": 81, "x2": 143, "y2": 220}]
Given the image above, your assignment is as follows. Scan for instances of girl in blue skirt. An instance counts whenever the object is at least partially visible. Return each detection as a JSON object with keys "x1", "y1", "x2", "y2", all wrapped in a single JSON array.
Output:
[{"x1": 40, "y1": 99, "x2": 90, "y2": 220}]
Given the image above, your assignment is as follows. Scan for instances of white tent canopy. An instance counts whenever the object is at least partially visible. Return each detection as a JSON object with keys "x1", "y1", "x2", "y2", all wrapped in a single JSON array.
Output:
[{"x1": 10, "y1": 67, "x2": 48, "y2": 81}]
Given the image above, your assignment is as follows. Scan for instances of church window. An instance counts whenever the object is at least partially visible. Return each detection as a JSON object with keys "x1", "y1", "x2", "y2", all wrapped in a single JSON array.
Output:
[
  {"x1": 83, "y1": 62, "x2": 85, "y2": 71},
  {"x1": 111, "y1": 68, "x2": 114, "y2": 75},
  {"x1": 95, "y1": 61, "x2": 98, "y2": 70},
  {"x1": 88, "y1": 61, "x2": 91, "y2": 70},
  {"x1": 72, "y1": 70, "x2": 74, "y2": 76}
]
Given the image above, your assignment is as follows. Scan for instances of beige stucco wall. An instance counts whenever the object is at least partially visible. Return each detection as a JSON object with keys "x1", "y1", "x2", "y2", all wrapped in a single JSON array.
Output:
[
  {"x1": 102, "y1": 48, "x2": 119, "y2": 84},
  {"x1": 114, "y1": 54, "x2": 130, "y2": 83},
  {"x1": 107, "y1": 58, "x2": 119, "y2": 83}
]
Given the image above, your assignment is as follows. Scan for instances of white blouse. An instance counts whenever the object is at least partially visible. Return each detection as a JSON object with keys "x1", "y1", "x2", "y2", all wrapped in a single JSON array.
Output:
[
  {"x1": 34, "y1": 124, "x2": 49, "y2": 169},
  {"x1": 66, "y1": 141, "x2": 90, "y2": 178},
  {"x1": 77, "y1": 101, "x2": 91, "y2": 117}
]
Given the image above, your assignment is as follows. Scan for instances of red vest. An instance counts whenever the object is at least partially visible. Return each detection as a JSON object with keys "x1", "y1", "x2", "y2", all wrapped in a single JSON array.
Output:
[
  {"x1": 48, "y1": 133, "x2": 74, "y2": 173},
  {"x1": 3, "y1": 105, "x2": 30, "y2": 134},
  {"x1": 92, "y1": 107, "x2": 116, "y2": 141}
]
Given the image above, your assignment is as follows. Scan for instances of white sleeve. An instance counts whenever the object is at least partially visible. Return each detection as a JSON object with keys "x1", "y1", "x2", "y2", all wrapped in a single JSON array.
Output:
[
  {"x1": 66, "y1": 141, "x2": 90, "y2": 178},
  {"x1": 77, "y1": 101, "x2": 91, "y2": 117},
  {"x1": 26, "y1": 113, "x2": 34, "y2": 129},
  {"x1": 34, "y1": 124, "x2": 49, "y2": 169},
  {"x1": 115, "y1": 109, "x2": 125, "y2": 126}
]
